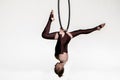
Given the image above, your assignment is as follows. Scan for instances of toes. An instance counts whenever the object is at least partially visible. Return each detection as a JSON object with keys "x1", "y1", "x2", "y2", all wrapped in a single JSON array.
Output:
[
  {"x1": 51, "y1": 10, "x2": 53, "y2": 14},
  {"x1": 101, "y1": 23, "x2": 105, "y2": 27}
]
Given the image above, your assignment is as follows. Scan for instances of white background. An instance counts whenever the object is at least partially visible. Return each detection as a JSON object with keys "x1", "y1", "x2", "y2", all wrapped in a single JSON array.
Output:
[{"x1": 0, "y1": 0, "x2": 120, "y2": 80}]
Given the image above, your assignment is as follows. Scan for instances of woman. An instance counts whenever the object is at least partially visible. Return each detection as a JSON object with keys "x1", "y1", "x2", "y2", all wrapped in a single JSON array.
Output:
[{"x1": 42, "y1": 10, "x2": 105, "y2": 77}]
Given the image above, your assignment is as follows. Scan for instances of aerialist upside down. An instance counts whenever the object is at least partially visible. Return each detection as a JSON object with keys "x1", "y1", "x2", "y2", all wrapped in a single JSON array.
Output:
[{"x1": 42, "y1": 10, "x2": 105, "y2": 77}]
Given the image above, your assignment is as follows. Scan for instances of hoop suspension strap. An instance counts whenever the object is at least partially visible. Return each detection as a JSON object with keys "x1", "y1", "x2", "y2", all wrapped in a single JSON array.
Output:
[{"x1": 58, "y1": 0, "x2": 71, "y2": 31}]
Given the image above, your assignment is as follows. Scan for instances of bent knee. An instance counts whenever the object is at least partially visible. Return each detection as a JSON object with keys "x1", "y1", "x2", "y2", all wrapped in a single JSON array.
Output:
[{"x1": 42, "y1": 32, "x2": 46, "y2": 38}]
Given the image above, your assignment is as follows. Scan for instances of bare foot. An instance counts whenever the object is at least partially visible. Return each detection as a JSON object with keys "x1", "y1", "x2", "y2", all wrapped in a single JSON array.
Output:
[
  {"x1": 50, "y1": 10, "x2": 55, "y2": 21},
  {"x1": 97, "y1": 23, "x2": 105, "y2": 30}
]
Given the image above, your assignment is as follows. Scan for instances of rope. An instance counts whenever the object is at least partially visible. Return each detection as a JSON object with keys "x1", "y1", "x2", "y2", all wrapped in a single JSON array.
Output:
[{"x1": 58, "y1": 0, "x2": 71, "y2": 31}]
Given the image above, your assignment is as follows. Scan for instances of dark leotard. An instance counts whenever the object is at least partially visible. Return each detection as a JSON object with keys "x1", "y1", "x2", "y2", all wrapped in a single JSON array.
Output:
[
  {"x1": 42, "y1": 14, "x2": 100, "y2": 58},
  {"x1": 55, "y1": 32, "x2": 71, "y2": 57}
]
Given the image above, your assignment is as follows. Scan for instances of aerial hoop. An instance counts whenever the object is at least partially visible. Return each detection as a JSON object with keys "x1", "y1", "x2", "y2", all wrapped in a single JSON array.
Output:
[{"x1": 58, "y1": 0, "x2": 71, "y2": 31}]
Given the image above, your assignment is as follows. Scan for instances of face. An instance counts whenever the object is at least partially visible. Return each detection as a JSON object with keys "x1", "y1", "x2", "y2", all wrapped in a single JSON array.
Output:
[
  {"x1": 54, "y1": 62, "x2": 64, "y2": 77},
  {"x1": 55, "y1": 62, "x2": 63, "y2": 71}
]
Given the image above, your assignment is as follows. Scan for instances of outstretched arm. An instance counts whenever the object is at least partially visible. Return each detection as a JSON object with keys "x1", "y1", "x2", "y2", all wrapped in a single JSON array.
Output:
[
  {"x1": 42, "y1": 10, "x2": 58, "y2": 40},
  {"x1": 70, "y1": 23, "x2": 105, "y2": 38}
]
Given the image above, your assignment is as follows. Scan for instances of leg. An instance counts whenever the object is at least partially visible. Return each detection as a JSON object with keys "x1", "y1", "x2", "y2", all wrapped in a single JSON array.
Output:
[
  {"x1": 70, "y1": 23, "x2": 105, "y2": 38},
  {"x1": 42, "y1": 10, "x2": 58, "y2": 40}
]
